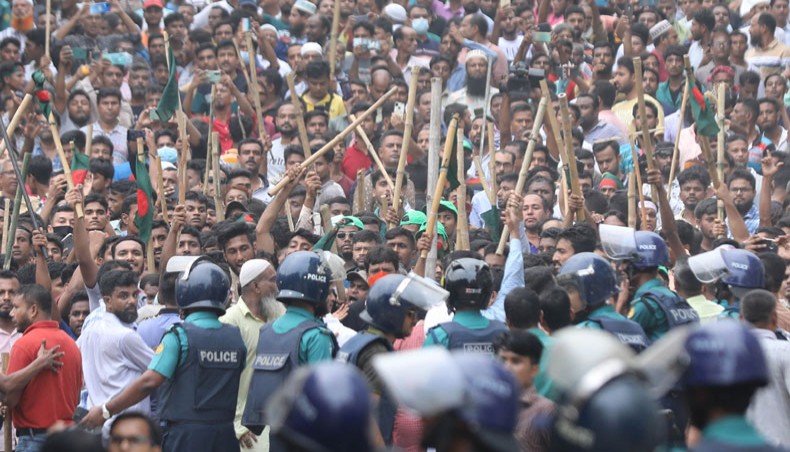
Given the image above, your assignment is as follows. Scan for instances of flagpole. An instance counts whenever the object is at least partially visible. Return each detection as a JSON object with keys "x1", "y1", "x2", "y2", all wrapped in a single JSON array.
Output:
[
  {"x1": 204, "y1": 85, "x2": 216, "y2": 195},
  {"x1": 212, "y1": 132, "x2": 224, "y2": 222},
  {"x1": 154, "y1": 155, "x2": 169, "y2": 222}
]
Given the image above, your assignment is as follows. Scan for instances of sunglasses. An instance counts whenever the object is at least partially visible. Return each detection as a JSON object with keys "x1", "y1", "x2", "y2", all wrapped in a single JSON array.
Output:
[{"x1": 337, "y1": 232, "x2": 356, "y2": 240}]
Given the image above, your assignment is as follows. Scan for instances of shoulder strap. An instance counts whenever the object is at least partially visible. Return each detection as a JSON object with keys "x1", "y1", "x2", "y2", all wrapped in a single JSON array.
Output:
[{"x1": 167, "y1": 323, "x2": 188, "y2": 368}]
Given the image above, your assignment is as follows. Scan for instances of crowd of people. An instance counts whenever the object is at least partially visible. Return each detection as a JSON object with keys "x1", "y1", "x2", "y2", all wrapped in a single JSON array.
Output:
[{"x1": 0, "y1": 0, "x2": 786, "y2": 449}]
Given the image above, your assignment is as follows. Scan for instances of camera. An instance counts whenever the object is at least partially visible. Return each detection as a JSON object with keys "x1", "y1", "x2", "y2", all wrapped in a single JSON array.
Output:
[{"x1": 505, "y1": 63, "x2": 544, "y2": 102}]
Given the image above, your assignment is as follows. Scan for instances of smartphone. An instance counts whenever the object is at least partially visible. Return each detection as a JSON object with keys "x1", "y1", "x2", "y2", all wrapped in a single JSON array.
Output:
[
  {"x1": 62, "y1": 233, "x2": 75, "y2": 256},
  {"x1": 394, "y1": 101, "x2": 405, "y2": 120},
  {"x1": 90, "y1": 2, "x2": 110, "y2": 14},
  {"x1": 102, "y1": 52, "x2": 132, "y2": 67},
  {"x1": 127, "y1": 129, "x2": 146, "y2": 141},
  {"x1": 206, "y1": 70, "x2": 221, "y2": 83},
  {"x1": 352, "y1": 14, "x2": 368, "y2": 22},
  {"x1": 367, "y1": 39, "x2": 381, "y2": 50},
  {"x1": 353, "y1": 37, "x2": 367, "y2": 49},
  {"x1": 72, "y1": 406, "x2": 89, "y2": 423},
  {"x1": 242, "y1": 18, "x2": 251, "y2": 32},
  {"x1": 72, "y1": 47, "x2": 87, "y2": 60},
  {"x1": 533, "y1": 31, "x2": 552, "y2": 43}
]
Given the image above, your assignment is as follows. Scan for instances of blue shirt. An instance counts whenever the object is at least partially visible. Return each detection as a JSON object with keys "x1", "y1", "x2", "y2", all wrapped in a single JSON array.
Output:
[
  {"x1": 272, "y1": 306, "x2": 336, "y2": 364},
  {"x1": 701, "y1": 415, "x2": 770, "y2": 447},
  {"x1": 137, "y1": 309, "x2": 181, "y2": 349},
  {"x1": 483, "y1": 238, "x2": 523, "y2": 322}
]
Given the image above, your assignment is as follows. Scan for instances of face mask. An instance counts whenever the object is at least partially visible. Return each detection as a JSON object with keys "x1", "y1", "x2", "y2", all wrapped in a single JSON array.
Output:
[
  {"x1": 412, "y1": 18, "x2": 430, "y2": 35},
  {"x1": 158, "y1": 146, "x2": 178, "y2": 164},
  {"x1": 51, "y1": 226, "x2": 73, "y2": 237}
]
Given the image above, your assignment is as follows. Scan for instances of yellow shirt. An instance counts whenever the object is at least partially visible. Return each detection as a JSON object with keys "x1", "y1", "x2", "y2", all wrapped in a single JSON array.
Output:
[{"x1": 300, "y1": 92, "x2": 347, "y2": 120}]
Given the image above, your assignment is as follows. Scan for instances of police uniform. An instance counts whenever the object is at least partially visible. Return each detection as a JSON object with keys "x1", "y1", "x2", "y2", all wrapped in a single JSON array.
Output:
[
  {"x1": 149, "y1": 311, "x2": 246, "y2": 452},
  {"x1": 629, "y1": 278, "x2": 699, "y2": 341},
  {"x1": 337, "y1": 329, "x2": 396, "y2": 443},
  {"x1": 693, "y1": 415, "x2": 788, "y2": 451},
  {"x1": 424, "y1": 310, "x2": 507, "y2": 353},
  {"x1": 243, "y1": 306, "x2": 338, "y2": 436},
  {"x1": 579, "y1": 304, "x2": 650, "y2": 352}
]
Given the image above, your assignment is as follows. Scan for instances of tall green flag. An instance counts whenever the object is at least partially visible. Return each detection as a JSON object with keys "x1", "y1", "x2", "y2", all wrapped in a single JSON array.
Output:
[
  {"x1": 150, "y1": 46, "x2": 178, "y2": 122},
  {"x1": 71, "y1": 152, "x2": 90, "y2": 186},
  {"x1": 133, "y1": 157, "x2": 154, "y2": 242}
]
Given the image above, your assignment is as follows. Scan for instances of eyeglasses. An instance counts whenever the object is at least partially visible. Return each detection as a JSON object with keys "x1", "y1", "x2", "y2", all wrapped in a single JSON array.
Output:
[
  {"x1": 109, "y1": 435, "x2": 154, "y2": 446},
  {"x1": 337, "y1": 232, "x2": 355, "y2": 240},
  {"x1": 730, "y1": 187, "x2": 753, "y2": 193}
]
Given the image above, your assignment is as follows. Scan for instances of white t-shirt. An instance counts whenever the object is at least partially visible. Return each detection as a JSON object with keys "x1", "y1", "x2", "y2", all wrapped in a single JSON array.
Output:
[
  {"x1": 268, "y1": 137, "x2": 286, "y2": 185},
  {"x1": 498, "y1": 36, "x2": 524, "y2": 63}
]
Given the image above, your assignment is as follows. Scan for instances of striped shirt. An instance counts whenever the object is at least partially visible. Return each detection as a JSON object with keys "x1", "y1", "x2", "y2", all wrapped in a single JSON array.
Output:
[{"x1": 745, "y1": 39, "x2": 790, "y2": 79}]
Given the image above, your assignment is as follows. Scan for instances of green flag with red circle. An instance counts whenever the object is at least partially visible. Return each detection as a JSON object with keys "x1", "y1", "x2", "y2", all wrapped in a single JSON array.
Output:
[{"x1": 133, "y1": 157, "x2": 154, "y2": 242}]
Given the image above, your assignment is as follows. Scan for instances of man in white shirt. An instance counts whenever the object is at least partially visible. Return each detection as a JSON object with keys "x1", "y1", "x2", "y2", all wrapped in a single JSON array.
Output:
[
  {"x1": 77, "y1": 269, "x2": 154, "y2": 434},
  {"x1": 448, "y1": 50, "x2": 498, "y2": 115},
  {"x1": 741, "y1": 290, "x2": 790, "y2": 447}
]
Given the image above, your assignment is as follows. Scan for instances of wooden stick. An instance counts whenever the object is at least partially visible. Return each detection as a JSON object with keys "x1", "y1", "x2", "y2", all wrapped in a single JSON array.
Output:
[
  {"x1": 487, "y1": 121, "x2": 496, "y2": 204},
  {"x1": 328, "y1": 0, "x2": 341, "y2": 83},
  {"x1": 668, "y1": 79, "x2": 690, "y2": 191},
  {"x1": 177, "y1": 111, "x2": 189, "y2": 205},
  {"x1": 496, "y1": 98, "x2": 547, "y2": 255},
  {"x1": 633, "y1": 57, "x2": 659, "y2": 201},
  {"x1": 286, "y1": 72, "x2": 312, "y2": 160},
  {"x1": 212, "y1": 132, "x2": 224, "y2": 222},
  {"x1": 354, "y1": 169, "x2": 365, "y2": 213},
  {"x1": 456, "y1": 127, "x2": 469, "y2": 251},
  {"x1": 204, "y1": 85, "x2": 216, "y2": 195},
  {"x1": 421, "y1": 114, "x2": 459, "y2": 259},
  {"x1": 391, "y1": 66, "x2": 420, "y2": 228},
  {"x1": 378, "y1": 195, "x2": 389, "y2": 222},
  {"x1": 425, "y1": 78, "x2": 442, "y2": 280},
  {"x1": 154, "y1": 155, "x2": 168, "y2": 222},
  {"x1": 349, "y1": 114, "x2": 394, "y2": 191},
  {"x1": 85, "y1": 123, "x2": 93, "y2": 155},
  {"x1": 4, "y1": 154, "x2": 29, "y2": 270},
  {"x1": 716, "y1": 83, "x2": 726, "y2": 224},
  {"x1": 628, "y1": 172, "x2": 637, "y2": 228},
  {"x1": 2, "y1": 352, "x2": 9, "y2": 452},
  {"x1": 269, "y1": 87, "x2": 398, "y2": 196},
  {"x1": 0, "y1": 93, "x2": 33, "y2": 158},
  {"x1": 45, "y1": 0, "x2": 51, "y2": 58},
  {"x1": 48, "y1": 113, "x2": 83, "y2": 217},
  {"x1": 540, "y1": 80, "x2": 565, "y2": 161},
  {"x1": 628, "y1": 134, "x2": 648, "y2": 229},
  {"x1": 246, "y1": 33, "x2": 268, "y2": 142},
  {"x1": 558, "y1": 93, "x2": 585, "y2": 221},
  {"x1": 285, "y1": 202, "x2": 295, "y2": 231},
  {"x1": 233, "y1": 38, "x2": 253, "y2": 89},
  {"x1": 1, "y1": 199, "x2": 9, "y2": 256}
]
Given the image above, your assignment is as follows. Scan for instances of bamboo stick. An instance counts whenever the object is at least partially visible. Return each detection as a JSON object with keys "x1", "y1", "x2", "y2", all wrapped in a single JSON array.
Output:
[
  {"x1": 286, "y1": 72, "x2": 312, "y2": 160},
  {"x1": 1, "y1": 199, "x2": 9, "y2": 256},
  {"x1": 204, "y1": 85, "x2": 216, "y2": 195},
  {"x1": 48, "y1": 113, "x2": 83, "y2": 217},
  {"x1": 212, "y1": 132, "x2": 223, "y2": 222},
  {"x1": 496, "y1": 98, "x2": 547, "y2": 255},
  {"x1": 716, "y1": 83, "x2": 726, "y2": 226},
  {"x1": 628, "y1": 134, "x2": 648, "y2": 229},
  {"x1": 2, "y1": 352, "x2": 10, "y2": 452},
  {"x1": 268, "y1": 87, "x2": 398, "y2": 196},
  {"x1": 473, "y1": 155, "x2": 494, "y2": 207},
  {"x1": 628, "y1": 172, "x2": 637, "y2": 228},
  {"x1": 246, "y1": 33, "x2": 268, "y2": 143},
  {"x1": 154, "y1": 155, "x2": 168, "y2": 222},
  {"x1": 45, "y1": 0, "x2": 51, "y2": 58},
  {"x1": 328, "y1": 0, "x2": 341, "y2": 83},
  {"x1": 391, "y1": 66, "x2": 420, "y2": 228},
  {"x1": 177, "y1": 111, "x2": 189, "y2": 205},
  {"x1": 487, "y1": 120, "x2": 496, "y2": 205},
  {"x1": 348, "y1": 114, "x2": 394, "y2": 191},
  {"x1": 421, "y1": 115, "x2": 458, "y2": 259},
  {"x1": 0, "y1": 93, "x2": 33, "y2": 158},
  {"x1": 456, "y1": 127, "x2": 469, "y2": 251},
  {"x1": 668, "y1": 80, "x2": 690, "y2": 191},
  {"x1": 558, "y1": 93, "x2": 584, "y2": 220},
  {"x1": 425, "y1": 78, "x2": 442, "y2": 280},
  {"x1": 4, "y1": 154, "x2": 29, "y2": 270},
  {"x1": 354, "y1": 169, "x2": 365, "y2": 213},
  {"x1": 285, "y1": 202, "x2": 295, "y2": 232},
  {"x1": 633, "y1": 56, "x2": 659, "y2": 201}
]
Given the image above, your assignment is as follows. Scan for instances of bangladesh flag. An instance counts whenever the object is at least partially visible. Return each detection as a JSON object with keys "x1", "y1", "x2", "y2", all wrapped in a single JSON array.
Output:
[
  {"x1": 312, "y1": 227, "x2": 337, "y2": 251},
  {"x1": 690, "y1": 82, "x2": 719, "y2": 137},
  {"x1": 150, "y1": 45, "x2": 179, "y2": 122},
  {"x1": 133, "y1": 156, "x2": 154, "y2": 242},
  {"x1": 71, "y1": 152, "x2": 90, "y2": 186},
  {"x1": 481, "y1": 207, "x2": 501, "y2": 243}
]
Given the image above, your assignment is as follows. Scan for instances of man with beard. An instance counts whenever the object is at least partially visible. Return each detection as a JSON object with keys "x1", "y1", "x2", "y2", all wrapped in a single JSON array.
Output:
[
  {"x1": 218, "y1": 221, "x2": 256, "y2": 299},
  {"x1": 127, "y1": 63, "x2": 150, "y2": 124},
  {"x1": 758, "y1": 98, "x2": 788, "y2": 152},
  {"x1": 746, "y1": 13, "x2": 790, "y2": 79},
  {"x1": 551, "y1": 224, "x2": 596, "y2": 272},
  {"x1": 286, "y1": 0, "x2": 314, "y2": 45},
  {"x1": 727, "y1": 168, "x2": 760, "y2": 235},
  {"x1": 335, "y1": 217, "x2": 363, "y2": 271},
  {"x1": 521, "y1": 193, "x2": 552, "y2": 254},
  {"x1": 77, "y1": 270, "x2": 156, "y2": 431},
  {"x1": 55, "y1": 48, "x2": 93, "y2": 133},
  {"x1": 457, "y1": 13, "x2": 507, "y2": 83},
  {"x1": 611, "y1": 57, "x2": 665, "y2": 134},
  {"x1": 237, "y1": 139, "x2": 269, "y2": 202},
  {"x1": 687, "y1": 9, "x2": 713, "y2": 70},
  {"x1": 591, "y1": 41, "x2": 614, "y2": 83},
  {"x1": 0, "y1": 0, "x2": 35, "y2": 53},
  {"x1": 216, "y1": 40, "x2": 247, "y2": 92},
  {"x1": 221, "y1": 259, "x2": 284, "y2": 452},
  {"x1": 268, "y1": 103, "x2": 299, "y2": 184},
  {"x1": 0, "y1": 271, "x2": 21, "y2": 363},
  {"x1": 676, "y1": 166, "x2": 710, "y2": 225},
  {"x1": 494, "y1": 6, "x2": 522, "y2": 63},
  {"x1": 448, "y1": 51, "x2": 498, "y2": 114},
  {"x1": 696, "y1": 31, "x2": 743, "y2": 91},
  {"x1": 577, "y1": 93, "x2": 622, "y2": 147}
]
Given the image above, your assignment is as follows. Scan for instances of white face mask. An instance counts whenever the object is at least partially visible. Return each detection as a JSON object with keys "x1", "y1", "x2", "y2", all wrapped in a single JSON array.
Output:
[{"x1": 412, "y1": 17, "x2": 430, "y2": 35}]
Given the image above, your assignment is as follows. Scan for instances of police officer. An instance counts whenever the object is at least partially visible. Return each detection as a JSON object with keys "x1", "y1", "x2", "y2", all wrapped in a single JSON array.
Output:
[
  {"x1": 265, "y1": 362, "x2": 374, "y2": 452},
  {"x1": 374, "y1": 349, "x2": 521, "y2": 452},
  {"x1": 600, "y1": 225, "x2": 699, "y2": 341},
  {"x1": 689, "y1": 246, "x2": 765, "y2": 318},
  {"x1": 424, "y1": 256, "x2": 507, "y2": 352},
  {"x1": 80, "y1": 257, "x2": 246, "y2": 452},
  {"x1": 557, "y1": 253, "x2": 650, "y2": 352},
  {"x1": 242, "y1": 251, "x2": 338, "y2": 441},
  {"x1": 338, "y1": 273, "x2": 445, "y2": 445},
  {"x1": 681, "y1": 321, "x2": 786, "y2": 451},
  {"x1": 546, "y1": 329, "x2": 666, "y2": 452}
]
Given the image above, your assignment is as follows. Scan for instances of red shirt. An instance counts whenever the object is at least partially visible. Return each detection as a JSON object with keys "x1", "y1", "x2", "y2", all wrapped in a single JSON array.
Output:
[
  {"x1": 8, "y1": 321, "x2": 83, "y2": 429},
  {"x1": 341, "y1": 141, "x2": 372, "y2": 180}
]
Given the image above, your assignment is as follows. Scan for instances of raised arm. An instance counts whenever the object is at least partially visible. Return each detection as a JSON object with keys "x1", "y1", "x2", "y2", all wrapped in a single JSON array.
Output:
[
  {"x1": 256, "y1": 165, "x2": 303, "y2": 254},
  {"x1": 64, "y1": 186, "x2": 99, "y2": 291},
  {"x1": 646, "y1": 168, "x2": 686, "y2": 261},
  {"x1": 715, "y1": 184, "x2": 750, "y2": 243},
  {"x1": 759, "y1": 154, "x2": 782, "y2": 228}
]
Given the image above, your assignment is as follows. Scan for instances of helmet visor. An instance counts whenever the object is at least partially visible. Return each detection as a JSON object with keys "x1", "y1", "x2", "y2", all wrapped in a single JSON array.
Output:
[
  {"x1": 688, "y1": 248, "x2": 729, "y2": 284},
  {"x1": 392, "y1": 272, "x2": 449, "y2": 312},
  {"x1": 373, "y1": 348, "x2": 465, "y2": 417},
  {"x1": 599, "y1": 224, "x2": 638, "y2": 261}
]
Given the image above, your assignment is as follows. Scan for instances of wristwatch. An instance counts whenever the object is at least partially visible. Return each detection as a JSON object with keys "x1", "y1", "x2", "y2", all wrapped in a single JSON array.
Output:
[{"x1": 101, "y1": 404, "x2": 111, "y2": 420}]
